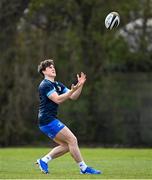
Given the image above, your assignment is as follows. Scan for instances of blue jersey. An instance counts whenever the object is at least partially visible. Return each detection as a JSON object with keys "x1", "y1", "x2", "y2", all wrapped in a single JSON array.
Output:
[{"x1": 38, "y1": 79, "x2": 69, "y2": 126}]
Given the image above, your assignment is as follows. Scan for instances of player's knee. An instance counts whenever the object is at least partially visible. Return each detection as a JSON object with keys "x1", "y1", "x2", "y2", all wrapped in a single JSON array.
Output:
[
  {"x1": 59, "y1": 143, "x2": 69, "y2": 153},
  {"x1": 64, "y1": 145, "x2": 69, "y2": 152},
  {"x1": 69, "y1": 135, "x2": 78, "y2": 146}
]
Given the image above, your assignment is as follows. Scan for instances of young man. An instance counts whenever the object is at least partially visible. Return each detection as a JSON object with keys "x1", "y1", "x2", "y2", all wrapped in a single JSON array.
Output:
[{"x1": 36, "y1": 59, "x2": 101, "y2": 174}]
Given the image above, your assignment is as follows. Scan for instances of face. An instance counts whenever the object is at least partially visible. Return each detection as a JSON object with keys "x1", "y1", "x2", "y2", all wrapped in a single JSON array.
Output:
[{"x1": 43, "y1": 64, "x2": 56, "y2": 78}]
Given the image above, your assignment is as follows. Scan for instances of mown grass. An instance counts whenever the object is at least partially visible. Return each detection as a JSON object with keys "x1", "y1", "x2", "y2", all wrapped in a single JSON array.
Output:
[{"x1": 0, "y1": 148, "x2": 152, "y2": 179}]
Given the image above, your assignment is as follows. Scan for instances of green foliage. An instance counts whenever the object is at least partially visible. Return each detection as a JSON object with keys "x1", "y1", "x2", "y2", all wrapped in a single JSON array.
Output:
[{"x1": 0, "y1": 0, "x2": 152, "y2": 147}]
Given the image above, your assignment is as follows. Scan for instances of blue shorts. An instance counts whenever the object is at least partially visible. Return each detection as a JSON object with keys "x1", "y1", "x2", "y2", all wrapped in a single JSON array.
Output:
[{"x1": 39, "y1": 119, "x2": 65, "y2": 139}]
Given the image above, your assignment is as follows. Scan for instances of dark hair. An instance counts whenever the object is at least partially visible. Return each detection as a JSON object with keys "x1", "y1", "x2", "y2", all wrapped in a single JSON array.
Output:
[{"x1": 38, "y1": 59, "x2": 54, "y2": 76}]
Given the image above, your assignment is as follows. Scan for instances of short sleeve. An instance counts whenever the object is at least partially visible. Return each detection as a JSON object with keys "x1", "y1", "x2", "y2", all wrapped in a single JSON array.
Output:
[{"x1": 39, "y1": 81, "x2": 56, "y2": 97}]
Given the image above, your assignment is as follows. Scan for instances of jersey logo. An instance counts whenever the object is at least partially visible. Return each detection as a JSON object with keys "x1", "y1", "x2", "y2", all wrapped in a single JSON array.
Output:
[
  {"x1": 57, "y1": 86, "x2": 61, "y2": 92},
  {"x1": 54, "y1": 82, "x2": 62, "y2": 93},
  {"x1": 57, "y1": 122, "x2": 63, "y2": 127}
]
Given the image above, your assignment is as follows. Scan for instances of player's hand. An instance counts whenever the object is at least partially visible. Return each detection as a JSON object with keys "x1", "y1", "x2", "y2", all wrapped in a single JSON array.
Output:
[
  {"x1": 70, "y1": 82, "x2": 81, "y2": 92},
  {"x1": 77, "y1": 72, "x2": 86, "y2": 85}
]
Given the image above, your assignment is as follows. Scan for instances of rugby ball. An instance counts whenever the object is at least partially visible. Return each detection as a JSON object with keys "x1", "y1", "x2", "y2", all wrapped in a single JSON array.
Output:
[{"x1": 105, "y1": 12, "x2": 120, "y2": 30}]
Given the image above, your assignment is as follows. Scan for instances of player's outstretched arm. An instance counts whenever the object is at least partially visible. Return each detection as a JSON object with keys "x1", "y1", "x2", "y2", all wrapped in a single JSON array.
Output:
[
  {"x1": 70, "y1": 72, "x2": 86, "y2": 100},
  {"x1": 48, "y1": 82, "x2": 81, "y2": 104}
]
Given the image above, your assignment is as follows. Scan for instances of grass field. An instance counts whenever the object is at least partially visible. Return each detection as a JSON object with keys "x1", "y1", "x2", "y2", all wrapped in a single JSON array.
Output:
[{"x1": 0, "y1": 148, "x2": 152, "y2": 179}]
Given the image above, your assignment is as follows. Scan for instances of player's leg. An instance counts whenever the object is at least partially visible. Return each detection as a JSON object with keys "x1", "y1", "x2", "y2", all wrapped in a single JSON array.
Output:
[
  {"x1": 37, "y1": 119, "x2": 101, "y2": 174},
  {"x1": 54, "y1": 126, "x2": 83, "y2": 163},
  {"x1": 41, "y1": 144, "x2": 68, "y2": 162},
  {"x1": 47, "y1": 139, "x2": 69, "y2": 159},
  {"x1": 36, "y1": 119, "x2": 69, "y2": 174},
  {"x1": 54, "y1": 126, "x2": 101, "y2": 174}
]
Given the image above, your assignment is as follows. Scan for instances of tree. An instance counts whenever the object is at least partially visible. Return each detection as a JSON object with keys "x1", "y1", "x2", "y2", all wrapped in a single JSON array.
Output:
[
  {"x1": 1, "y1": 0, "x2": 152, "y2": 147},
  {"x1": 0, "y1": 0, "x2": 30, "y2": 146}
]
